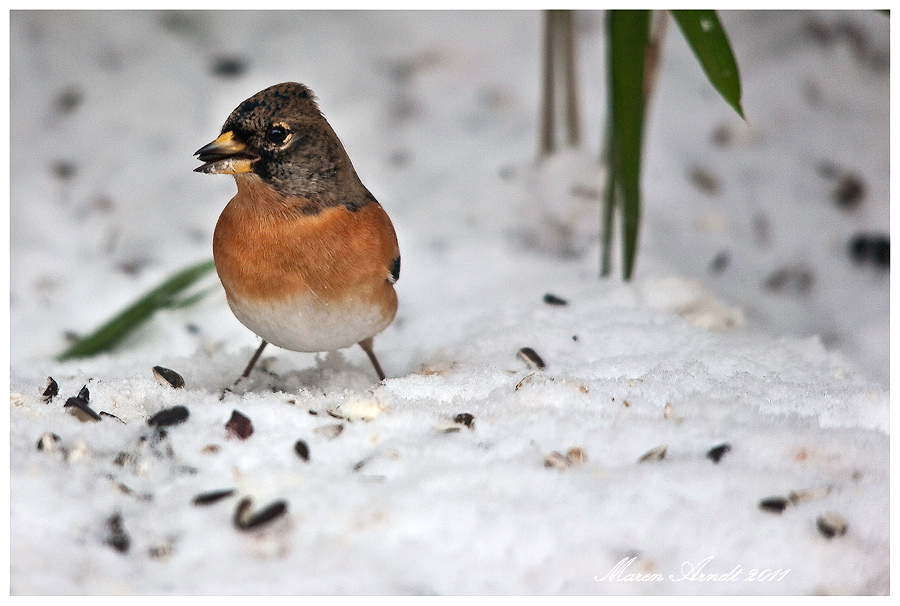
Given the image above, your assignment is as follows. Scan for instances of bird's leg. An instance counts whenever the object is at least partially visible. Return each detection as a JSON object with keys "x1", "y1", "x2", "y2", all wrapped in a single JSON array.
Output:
[
  {"x1": 238, "y1": 340, "x2": 269, "y2": 383},
  {"x1": 221, "y1": 340, "x2": 269, "y2": 400},
  {"x1": 358, "y1": 337, "x2": 386, "y2": 381}
]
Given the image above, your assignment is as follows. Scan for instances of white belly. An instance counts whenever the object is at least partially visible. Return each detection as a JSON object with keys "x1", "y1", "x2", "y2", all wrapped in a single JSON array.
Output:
[{"x1": 226, "y1": 293, "x2": 392, "y2": 353}]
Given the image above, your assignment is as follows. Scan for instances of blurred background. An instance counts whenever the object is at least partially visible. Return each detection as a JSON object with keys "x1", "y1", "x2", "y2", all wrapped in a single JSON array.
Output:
[{"x1": 9, "y1": 10, "x2": 889, "y2": 386}]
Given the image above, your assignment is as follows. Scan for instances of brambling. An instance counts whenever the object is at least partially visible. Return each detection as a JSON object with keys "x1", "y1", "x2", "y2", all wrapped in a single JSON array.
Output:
[{"x1": 194, "y1": 82, "x2": 399, "y2": 384}]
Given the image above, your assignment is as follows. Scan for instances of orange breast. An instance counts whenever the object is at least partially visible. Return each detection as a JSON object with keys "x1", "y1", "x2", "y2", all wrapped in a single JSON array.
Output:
[{"x1": 213, "y1": 174, "x2": 399, "y2": 314}]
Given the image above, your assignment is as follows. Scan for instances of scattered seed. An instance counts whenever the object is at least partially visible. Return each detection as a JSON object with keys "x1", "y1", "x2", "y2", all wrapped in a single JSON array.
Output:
[
  {"x1": 314, "y1": 423, "x2": 344, "y2": 440},
  {"x1": 543, "y1": 293, "x2": 568, "y2": 306},
  {"x1": 64, "y1": 386, "x2": 101, "y2": 422},
  {"x1": 816, "y1": 511, "x2": 848, "y2": 539},
  {"x1": 99, "y1": 411, "x2": 125, "y2": 423},
  {"x1": 759, "y1": 496, "x2": 790, "y2": 514},
  {"x1": 706, "y1": 443, "x2": 731, "y2": 464},
  {"x1": 689, "y1": 166, "x2": 721, "y2": 195},
  {"x1": 36, "y1": 432, "x2": 62, "y2": 452},
  {"x1": 453, "y1": 413, "x2": 475, "y2": 429},
  {"x1": 711, "y1": 123, "x2": 732, "y2": 147},
  {"x1": 352, "y1": 454, "x2": 376, "y2": 472},
  {"x1": 294, "y1": 440, "x2": 310, "y2": 462},
  {"x1": 788, "y1": 485, "x2": 833, "y2": 506},
  {"x1": 233, "y1": 497, "x2": 288, "y2": 530},
  {"x1": 709, "y1": 251, "x2": 730, "y2": 273},
  {"x1": 114, "y1": 451, "x2": 137, "y2": 467},
  {"x1": 56, "y1": 87, "x2": 83, "y2": 114},
  {"x1": 146, "y1": 428, "x2": 177, "y2": 460},
  {"x1": 192, "y1": 488, "x2": 236, "y2": 506},
  {"x1": 638, "y1": 445, "x2": 667, "y2": 463},
  {"x1": 517, "y1": 347, "x2": 545, "y2": 370},
  {"x1": 544, "y1": 451, "x2": 570, "y2": 470},
  {"x1": 212, "y1": 55, "x2": 247, "y2": 78},
  {"x1": 105, "y1": 513, "x2": 131, "y2": 553},
  {"x1": 147, "y1": 405, "x2": 189, "y2": 427},
  {"x1": 565, "y1": 447, "x2": 587, "y2": 465},
  {"x1": 106, "y1": 476, "x2": 152, "y2": 501},
  {"x1": 41, "y1": 377, "x2": 59, "y2": 402},
  {"x1": 152, "y1": 366, "x2": 185, "y2": 389},
  {"x1": 515, "y1": 373, "x2": 536, "y2": 390},
  {"x1": 849, "y1": 233, "x2": 889, "y2": 269},
  {"x1": 201, "y1": 444, "x2": 221, "y2": 455},
  {"x1": 225, "y1": 409, "x2": 254, "y2": 439},
  {"x1": 148, "y1": 540, "x2": 174, "y2": 560},
  {"x1": 51, "y1": 159, "x2": 76, "y2": 180},
  {"x1": 307, "y1": 409, "x2": 318, "y2": 416},
  {"x1": 832, "y1": 173, "x2": 865, "y2": 209}
]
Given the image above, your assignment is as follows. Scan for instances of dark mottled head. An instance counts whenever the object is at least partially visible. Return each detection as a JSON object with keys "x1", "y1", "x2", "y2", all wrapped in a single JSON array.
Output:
[{"x1": 196, "y1": 82, "x2": 367, "y2": 205}]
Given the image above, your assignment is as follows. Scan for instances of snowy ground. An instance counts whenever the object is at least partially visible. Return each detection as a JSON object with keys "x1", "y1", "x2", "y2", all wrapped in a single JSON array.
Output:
[{"x1": 8, "y1": 10, "x2": 890, "y2": 595}]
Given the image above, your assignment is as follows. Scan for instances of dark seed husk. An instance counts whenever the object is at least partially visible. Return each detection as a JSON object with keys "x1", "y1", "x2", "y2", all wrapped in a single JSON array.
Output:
[
  {"x1": 816, "y1": 511, "x2": 848, "y2": 539},
  {"x1": 849, "y1": 233, "x2": 889, "y2": 268},
  {"x1": 706, "y1": 443, "x2": 731, "y2": 464},
  {"x1": 233, "y1": 497, "x2": 288, "y2": 530},
  {"x1": 99, "y1": 411, "x2": 125, "y2": 423},
  {"x1": 147, "y1": 406, "x2": 189, "y2": 427},
  {"x1": 114, "y1": 451, "x2": 136, "y2": 467},
  {"x1": 152, "y1": 366, "x2": 185, "y2": 389},
  {"x1": 832, "y1": 173, "x2": 865, "y2": 209},
  {"x1": 41, "y1": 377, "x2": 59, "y2": 401},
  {"x1": 517, "y1": 347, "x2": 545, "y2": 370},
  {"x1": 105, "y1": 513, "x2": 131, "y2": 553},
  {"x1": 36, "y1": 432, "x2": 62, "y2": 451},
  {"x1": 64, "y1": 389, "x2": 101, "y2": 422},
  {"x1": 193, "y1": 488, "x2": 236, "y2": 505},
  {"x1": 294, "y1": 440, "x2": 310, "y2": 461},
  {"x1": 759, "y1": 496, "x2": 790, "y2": 514},
  {"x1": 225, "y1": 409, "x2": 253, "y2": 439},
  {"x1": 638, "y1": 445, "x2": 667, "y2": 463},
  {"x1": 453, "y1": 412, "x2": 475, "y2": 429},
  {"x1": 543, "y1": 293, "x2": 568, "y2": 306}
]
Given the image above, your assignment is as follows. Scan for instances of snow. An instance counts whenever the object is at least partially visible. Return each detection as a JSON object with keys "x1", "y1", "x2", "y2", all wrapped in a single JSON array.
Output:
[{"x1": 8, "y1": 10, "x2": 890, "y2": 595}]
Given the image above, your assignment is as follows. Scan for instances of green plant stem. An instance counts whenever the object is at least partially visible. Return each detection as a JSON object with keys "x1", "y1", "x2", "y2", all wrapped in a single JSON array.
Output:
[{"x1": 58, "y1": 259, "x2": 217, "y2": 361}]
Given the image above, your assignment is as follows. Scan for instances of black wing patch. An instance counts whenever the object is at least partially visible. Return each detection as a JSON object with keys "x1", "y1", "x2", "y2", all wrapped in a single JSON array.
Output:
[{"x1": 388, "y1": 256, "x2": 400, "y2": 284}]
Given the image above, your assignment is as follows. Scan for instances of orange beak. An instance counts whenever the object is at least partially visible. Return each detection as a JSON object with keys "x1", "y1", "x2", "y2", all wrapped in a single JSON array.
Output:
[{"x1": 194, "y1": 131, "x2": 257, "y2": 175}]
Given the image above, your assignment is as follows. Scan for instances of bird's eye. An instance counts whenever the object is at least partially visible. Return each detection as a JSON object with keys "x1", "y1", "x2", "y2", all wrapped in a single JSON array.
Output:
[{"x1": 266, "y1": 124, "x2": 290, "y2": 144}]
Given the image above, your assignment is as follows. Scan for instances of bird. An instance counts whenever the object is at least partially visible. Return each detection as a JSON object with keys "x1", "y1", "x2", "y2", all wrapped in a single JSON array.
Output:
[{"x1": 194, "y1": 82, "x2": 399, "y2": 386}]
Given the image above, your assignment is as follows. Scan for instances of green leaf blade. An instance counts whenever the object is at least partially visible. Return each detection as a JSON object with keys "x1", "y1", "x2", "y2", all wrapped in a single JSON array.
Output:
[
  {"x1": 672, "y1": 10, "x2": 745, "y2": 119},
  {"x1": 608, "y1": 9, "x2": 651, "y2": 280},
  {"x1": 57, "y1": 259, "x2": 217, "y2": 361}
]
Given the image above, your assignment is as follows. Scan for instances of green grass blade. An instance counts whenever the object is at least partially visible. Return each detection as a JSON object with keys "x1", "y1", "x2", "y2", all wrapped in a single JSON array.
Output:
[
  {"x1": 608, "y1": 10, "x2": 651, "y2": 280},
  {"x1": 672, "y1": 10, "x2": 744, "y2": 119},
  {"x1": 57, "y1": 259, "x2": 217, "y2": 361}
]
